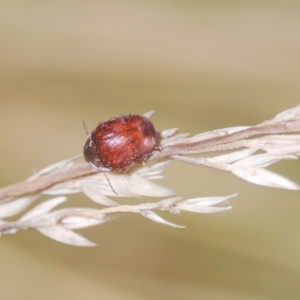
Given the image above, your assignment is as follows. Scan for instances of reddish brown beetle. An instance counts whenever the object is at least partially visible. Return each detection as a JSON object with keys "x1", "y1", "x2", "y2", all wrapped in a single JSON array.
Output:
[{"x1": 84, "y1": 114, "x2": 158, "y2": 171}]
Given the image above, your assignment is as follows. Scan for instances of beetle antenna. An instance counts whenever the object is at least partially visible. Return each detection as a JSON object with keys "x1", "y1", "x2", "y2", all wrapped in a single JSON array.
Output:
[
  {"x1": 82, "y1": 119, "x2": 89, "y2": 136},
  {"x1": 103, "y1": 172, "x2": 118, "y2": 195}
]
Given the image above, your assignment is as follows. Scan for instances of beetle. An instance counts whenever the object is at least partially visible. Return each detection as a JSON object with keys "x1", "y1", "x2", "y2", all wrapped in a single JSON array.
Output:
[{"x1": 84, "y1": 114, "x2": 158, "y2": 171}]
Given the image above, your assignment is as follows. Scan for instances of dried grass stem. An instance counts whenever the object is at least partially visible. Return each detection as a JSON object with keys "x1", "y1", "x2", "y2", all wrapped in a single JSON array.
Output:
[
  {"x1": 1, "y1": 113, "x2": 300, "y2": 205},
  {"x1": 0, "y1": 164, "x2": 98, "y2": 203}
]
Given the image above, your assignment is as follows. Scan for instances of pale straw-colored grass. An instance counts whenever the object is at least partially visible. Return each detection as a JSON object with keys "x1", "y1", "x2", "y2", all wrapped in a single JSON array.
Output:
[{"x1": 1, "y1": 105, "x2": 300, "y2": 246}]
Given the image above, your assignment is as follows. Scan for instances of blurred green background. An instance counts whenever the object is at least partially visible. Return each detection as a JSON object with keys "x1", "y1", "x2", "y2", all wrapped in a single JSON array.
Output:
[{"x1": 1, "y1": 1, "x2": 300, "y2": 299}]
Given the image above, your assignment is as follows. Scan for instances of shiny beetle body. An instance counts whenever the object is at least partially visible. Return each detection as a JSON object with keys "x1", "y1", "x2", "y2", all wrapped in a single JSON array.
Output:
[{"x1": 84, "y1": 114, "x2": 157, "y2": 171}]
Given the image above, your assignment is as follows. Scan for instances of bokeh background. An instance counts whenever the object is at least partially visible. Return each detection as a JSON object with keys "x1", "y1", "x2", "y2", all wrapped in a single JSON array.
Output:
[{"x1": 1, "y1": 1, "x2": 300, "y2": 299}]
